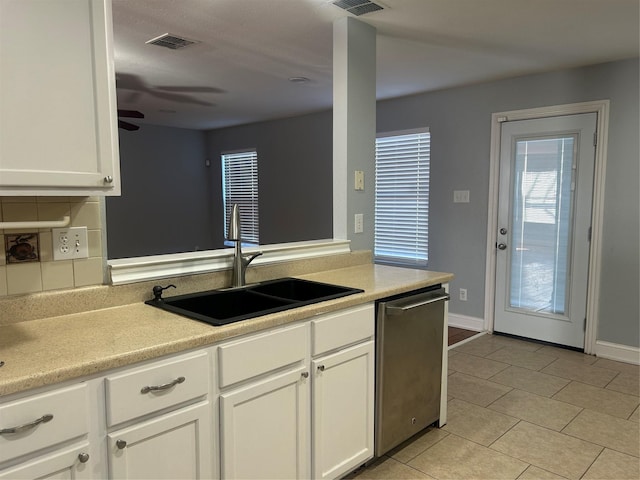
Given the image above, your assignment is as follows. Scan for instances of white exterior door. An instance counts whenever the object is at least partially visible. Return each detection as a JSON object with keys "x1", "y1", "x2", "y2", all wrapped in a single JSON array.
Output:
[
  {"x1": 219, "y1": 367, "x2": 310, "y2": 479},
  {"x1": 494, "y1": 113, "x2": 596, "y2": 348},
  {"x1": 108, "y1": 402, "x2": 212, "y2": 479},
  {"x1": 312, "y1": 341, "x2": 374, "y2": 480}
]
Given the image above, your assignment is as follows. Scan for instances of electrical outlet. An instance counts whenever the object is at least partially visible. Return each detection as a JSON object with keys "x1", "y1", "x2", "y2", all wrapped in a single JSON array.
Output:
[
  {"x1": 354, "y1": 213, "x2": 364, "y2": 233},
  {"x1": 459, "y1": 288, "x2": 467, "y2": 301},
  {"x1": 354, "y1": 170, "x2": 365, "y2": 191},
  {"x1": 52, "y1": 227, "x2": 89, "y2": 260}
]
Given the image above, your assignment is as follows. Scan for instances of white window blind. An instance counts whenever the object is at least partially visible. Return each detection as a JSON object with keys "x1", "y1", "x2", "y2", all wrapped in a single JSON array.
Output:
[
  {"x1": 374, "y1": 129, "x2": 430, "y2": 267},
  {"x1": 222, "y1": 150, "x2": 259, "y2": 245}
]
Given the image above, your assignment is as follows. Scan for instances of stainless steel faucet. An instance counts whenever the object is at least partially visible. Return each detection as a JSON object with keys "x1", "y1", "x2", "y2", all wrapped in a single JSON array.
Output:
[{"x1": 227, "y1": 204, "x2": 262, "y2": 288}]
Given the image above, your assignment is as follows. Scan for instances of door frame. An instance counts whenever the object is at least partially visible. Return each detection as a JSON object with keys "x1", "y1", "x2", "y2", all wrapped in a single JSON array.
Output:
[{"x1": 484, "y1": 100, "x2": 610, "y2": 354}]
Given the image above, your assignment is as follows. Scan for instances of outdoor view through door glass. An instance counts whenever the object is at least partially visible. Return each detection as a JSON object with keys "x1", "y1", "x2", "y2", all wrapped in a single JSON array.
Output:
[{"x1": 509, "y1": 136, "x2": 575, "y2": 316}]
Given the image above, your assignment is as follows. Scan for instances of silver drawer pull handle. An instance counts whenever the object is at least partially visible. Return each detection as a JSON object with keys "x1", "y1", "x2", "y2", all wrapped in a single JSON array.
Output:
[
  {"x1": 78, "y1": 452, "x2": 90, "y2": 463},
  {"x1": 0, "y1": 414, "x2": 53, "y2": 435},
  {"x1": 387, "y1": 294, "x2": 450, "y2": 314},
  {"x1": 116, "y1": 439, "x2": 127, "y2": 449},
  {"x1": 140, "y1": 376, "x2": 185, "y2": 394}
]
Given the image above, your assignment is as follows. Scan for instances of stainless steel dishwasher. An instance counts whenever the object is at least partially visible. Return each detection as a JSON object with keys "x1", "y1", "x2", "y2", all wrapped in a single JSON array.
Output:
[{"x1": 375, "y1": 285, "x2": 449, "y2": 457}]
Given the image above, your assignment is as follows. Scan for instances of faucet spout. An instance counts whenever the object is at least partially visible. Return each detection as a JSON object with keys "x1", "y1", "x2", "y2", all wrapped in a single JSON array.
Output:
[{"x1": 227, "y1": 204, "x2": 262, "y2": 288}]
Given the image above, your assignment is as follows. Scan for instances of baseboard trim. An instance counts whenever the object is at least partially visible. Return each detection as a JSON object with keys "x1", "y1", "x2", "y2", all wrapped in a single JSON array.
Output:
[
  {"x1": 448, "y1": 313, "x2": 484, "y2": 332},
  {"x1": 594, "y1": 340, "x2": 640, "y2": 365}
]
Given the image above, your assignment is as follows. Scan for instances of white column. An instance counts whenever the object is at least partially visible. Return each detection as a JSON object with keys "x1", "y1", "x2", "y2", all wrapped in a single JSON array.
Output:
[{"x1": 333, "y1": 17, "x2": 376, "y2": 251}]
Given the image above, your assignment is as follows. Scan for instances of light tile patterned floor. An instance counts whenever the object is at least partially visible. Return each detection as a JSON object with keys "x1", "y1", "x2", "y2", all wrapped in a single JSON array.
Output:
[{"x1": 349, "y1": 333, "x2": 640, "y2": 480}]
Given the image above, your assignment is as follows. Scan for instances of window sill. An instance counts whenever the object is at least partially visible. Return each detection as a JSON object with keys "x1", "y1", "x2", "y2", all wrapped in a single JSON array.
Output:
[{"x1": 108, "y1": 239, "x2": 351, "y2": 285}]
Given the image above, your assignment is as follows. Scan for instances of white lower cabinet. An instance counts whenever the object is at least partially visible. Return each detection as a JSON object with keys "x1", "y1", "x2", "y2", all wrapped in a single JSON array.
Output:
[
  {"x1": 219, "y1": 366, "x2": 310, "y2": 479},
  {"x1": 104, "y1": 350, "x2": 214, "y2": 479},
  {"x1": 0, "y1": 442, "x2": 92, "y2": 480},
  {"x1": 0, "y1": 383, "x2": 94, "y2": 479},
  {"x1": 312, "y1": 341, "x2": 374, "y2": 480},
  {"x1": 310, "y1": 304, "x2": 375, "y2": 480},
  {"x1": 108, "y1": 401, "x2": 212, "y2": 480},
  {"x1": 217, "y1": 304, "x2": 375, "y2": 480}
]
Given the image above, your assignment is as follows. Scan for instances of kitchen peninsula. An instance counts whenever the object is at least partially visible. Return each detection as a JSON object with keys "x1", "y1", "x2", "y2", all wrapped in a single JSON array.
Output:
[{"x1": 0, "y1": 257, "x2": 452, "y2": 479}]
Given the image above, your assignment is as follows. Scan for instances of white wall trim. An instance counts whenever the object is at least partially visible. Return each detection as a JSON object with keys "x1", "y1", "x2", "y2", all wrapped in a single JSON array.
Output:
[
  {"x1": 448, "y1": 313, "x2": 485, "y2": 332},
  {"x1": 108, "y1": 239, "x2": 351, "y2": 285},
  {"x1": 484, "y1": 100, "x2": 610, "y2": 355},
  {"x1": 595, "y1": 341, "x2": 640, "y2": 365}
]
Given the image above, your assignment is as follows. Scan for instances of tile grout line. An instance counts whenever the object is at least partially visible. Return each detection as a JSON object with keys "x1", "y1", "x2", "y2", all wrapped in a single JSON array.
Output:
[
  {"x1": 562, "y1": 427, "x2": 638, "y2": 462},
  {"x1": 488, "y1": 420, "x2": 607, "y2": 479},
  {"x1": 391, "y1": 429, "x2": 451, "y2": 466},
  {"x1": 577, "y1": 446, "x2": 606, "y2": 480}
]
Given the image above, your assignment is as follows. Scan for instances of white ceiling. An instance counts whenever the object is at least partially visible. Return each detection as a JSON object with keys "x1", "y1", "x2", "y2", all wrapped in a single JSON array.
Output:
[{"x1": 112, "y1": 0, "x2": 639, "y2": 130}]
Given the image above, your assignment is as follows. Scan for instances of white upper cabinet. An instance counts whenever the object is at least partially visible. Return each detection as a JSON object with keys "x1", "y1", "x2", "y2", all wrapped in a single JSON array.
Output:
[{"x1": 0, "y1": 0, "x2": 121, "y2": 196}]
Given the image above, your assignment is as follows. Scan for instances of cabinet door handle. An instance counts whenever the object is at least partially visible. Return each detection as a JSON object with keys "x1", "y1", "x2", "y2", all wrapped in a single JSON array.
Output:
[
  {"x1": 317, "y1": 365, "x2": 325, "y2": 372},
  {"x1": 301, "y1": 371, "x2": 309, "y2": 379},
  {"x1": 0, "y1": 414, "x2": 53, "y2": 435},
  {"x1": 78, "y1": 452, "x2": 90, "y2": 463},
  {"x1": 104, "y1": 175, "x2": 114, "y2": 184},
  {"x1": 140, "y1": 376, "x2": 185, "y2": 394},
  {"x1": 116, "y1": 439, "x2": 127, "y2": 449}
]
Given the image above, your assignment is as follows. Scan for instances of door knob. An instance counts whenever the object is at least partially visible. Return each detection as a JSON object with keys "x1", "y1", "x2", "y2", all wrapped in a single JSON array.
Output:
[
  {"x1": 497, "y1": 243, "x2": 507, "y2": 250},
  {"x1": 78, "y1": 452, "x2": 90, "y2": 463}
]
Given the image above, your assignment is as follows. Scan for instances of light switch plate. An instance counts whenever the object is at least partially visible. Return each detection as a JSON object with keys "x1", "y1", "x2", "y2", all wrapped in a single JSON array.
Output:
[
  {"x1": 52, "y1": 227, "x2": 89, "y2": 260},
  {"x1": 453, "y1": 190, "x2": 470, "y2": 203},
  {"x1": 354, "y1": 171, "x2": 365, "y2": 191}
]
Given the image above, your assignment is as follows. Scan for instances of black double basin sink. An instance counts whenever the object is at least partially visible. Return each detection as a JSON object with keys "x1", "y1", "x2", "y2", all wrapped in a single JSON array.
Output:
[{"x1": 145, "y1": 278, "x2": 364, "y2": 326}]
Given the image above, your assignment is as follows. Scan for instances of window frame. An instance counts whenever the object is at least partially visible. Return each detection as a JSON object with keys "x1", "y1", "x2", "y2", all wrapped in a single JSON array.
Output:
[
  {"x1": 374, "y1": 127, "x2": 431, "y2": 268},
  {"x1": 221, "y1": 148, "x2": 259, "y2": 246}
]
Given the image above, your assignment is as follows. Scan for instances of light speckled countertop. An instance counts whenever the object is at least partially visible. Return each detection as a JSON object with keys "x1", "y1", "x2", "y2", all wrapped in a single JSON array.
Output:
[{"x1": 0, "y1": 264, "x2": 453, "y2": 397}]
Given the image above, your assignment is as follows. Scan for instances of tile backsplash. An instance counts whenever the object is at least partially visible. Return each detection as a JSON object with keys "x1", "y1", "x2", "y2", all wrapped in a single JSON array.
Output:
[{"x1": 0, "y1": 197, "x2": 104, "y2": 296}]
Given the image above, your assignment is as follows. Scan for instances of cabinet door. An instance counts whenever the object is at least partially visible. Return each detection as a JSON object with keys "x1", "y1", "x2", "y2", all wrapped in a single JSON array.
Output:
[
  {"x1": 0, "y1": 442, "x2": 92, "y2": 479},
  {"x1": 312, "y1": 341, "x2": 374, "y2": 480},
  {"x1": 220, "y1": 366, "x2": 310, "y2": 479},
  {"x1": 108, "y1": 402, "x2": 212, "y2": 480},
  {"x1": 0, "y1": 0, "x2": 120, "y2": 195}
]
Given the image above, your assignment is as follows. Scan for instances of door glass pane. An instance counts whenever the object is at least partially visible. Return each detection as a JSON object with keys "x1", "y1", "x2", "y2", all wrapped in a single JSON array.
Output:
[{"x1": 509, "y1": 136, "x2": 575, "y2": 315}]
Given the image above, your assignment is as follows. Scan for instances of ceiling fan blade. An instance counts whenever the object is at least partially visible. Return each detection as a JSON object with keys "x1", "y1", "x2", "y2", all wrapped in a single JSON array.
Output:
[
  {"x1": 118, "y1": 109, "x2": 145, "y2": 118},
  {"x1": 118, "y1": 119, "x2": 140, "y2": 131},
  {"x1": 155, "y1": 86, "x2": 226, "y2": 94}
]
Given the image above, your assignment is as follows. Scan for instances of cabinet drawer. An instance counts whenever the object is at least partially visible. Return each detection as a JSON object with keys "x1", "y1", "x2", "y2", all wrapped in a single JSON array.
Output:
[
  {"x1": 105, "y1": 351, "x2": 209, "y2": 427},
  {"x1": 311, "y1": 304, "x2": 374, "y2": 356},
  {"x1": 218, "y1": 323, "x2": 307, "y2": 388},
  {"x1": 0, "y1": 383, "x2": 88, "y2": 463}
]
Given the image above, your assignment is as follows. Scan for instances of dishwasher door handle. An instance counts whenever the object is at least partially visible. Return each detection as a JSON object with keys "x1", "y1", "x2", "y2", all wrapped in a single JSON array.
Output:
[{"x1": 386, "y1": 293, "x2": 450, "y2": 314}]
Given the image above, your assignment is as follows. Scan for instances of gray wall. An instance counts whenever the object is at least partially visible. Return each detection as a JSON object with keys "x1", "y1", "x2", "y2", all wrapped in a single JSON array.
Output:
[
  {"x1": 106, "y1": 124, "x2": 219, "y2": 258},
  {"x1": 107, "y1": 112, "x2": 334, "y2": 258},
  {"x1": 206, "y1": 111, "x2": 333, "y2": 245},
  {"x1": 107, "y1": 58, "x2": 639, "y2": 348},
  {"x1": 376, "y1": 58, "x2": 639, "y2": 347}
]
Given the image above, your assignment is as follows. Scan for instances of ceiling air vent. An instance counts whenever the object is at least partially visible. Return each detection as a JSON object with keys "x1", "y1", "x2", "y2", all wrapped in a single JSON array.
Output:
[
  {"x1": 332, "y1": 0, "x2": 384, "y2": 16},
  {"x1": 146, "y1": 33, "x2": 199, "y2": 50}
]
